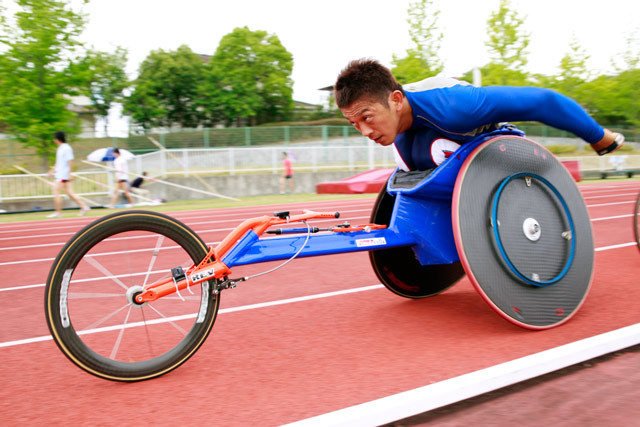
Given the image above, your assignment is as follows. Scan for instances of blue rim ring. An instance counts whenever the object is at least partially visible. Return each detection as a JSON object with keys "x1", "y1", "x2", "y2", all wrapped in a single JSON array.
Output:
[{"x1": 491, "y1": 172, "x2": 576, "y2": 287}]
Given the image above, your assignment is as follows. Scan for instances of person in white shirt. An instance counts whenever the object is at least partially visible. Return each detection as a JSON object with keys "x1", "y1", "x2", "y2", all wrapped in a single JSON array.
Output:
[
  {"x1": 47, "y1": 131, "x2": 90, "y2": 218},
  {"x1": 108, "y1": 148, "x2": 135, "y2": 207}
]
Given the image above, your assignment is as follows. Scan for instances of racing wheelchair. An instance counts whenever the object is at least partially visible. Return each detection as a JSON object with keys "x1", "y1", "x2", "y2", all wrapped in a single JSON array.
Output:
[{"x1": 45, "y1": 127, "x2": 594, "y2": 381}]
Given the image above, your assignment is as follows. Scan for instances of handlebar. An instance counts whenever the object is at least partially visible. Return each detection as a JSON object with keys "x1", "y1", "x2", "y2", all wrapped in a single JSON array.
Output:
[
  {"x1": 213, "y1": 210, "x2": 341, "y2": 260},
  {"x1": 299, "y1": 210, "x2": 340, "y2": 219}
]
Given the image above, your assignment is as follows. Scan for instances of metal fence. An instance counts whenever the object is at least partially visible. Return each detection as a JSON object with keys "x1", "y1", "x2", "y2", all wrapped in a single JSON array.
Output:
[
  {"x1": 2, "y1": 141, "x2": 639, "y2": 203},
  {"x1": 0, "y1": 170, "x2": 114, "y2": 203},
  {"x1": 2, "y1": 124, "x2": 638, "y2": 173},
  {"x1": 561, "y1": 154, "x2": 640, "y2": 174},
  {"x1": 127, "y1": 140, "x2": 394, "y2": 177},
  {"x1": 0, "y1": 142, "x2": 396, "y2": 202}
]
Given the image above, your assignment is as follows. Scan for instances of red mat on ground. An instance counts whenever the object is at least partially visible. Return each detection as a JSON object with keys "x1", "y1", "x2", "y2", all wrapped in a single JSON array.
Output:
[
  {"x1": 316, "y1": 161, "x2": 579, "y2": 196},
  {"x1": 316, "y1": 168, "x2": 394, "y2": 194},
  {"x1": 561, "y1": 160, "x2": 582, "y2": 182}
]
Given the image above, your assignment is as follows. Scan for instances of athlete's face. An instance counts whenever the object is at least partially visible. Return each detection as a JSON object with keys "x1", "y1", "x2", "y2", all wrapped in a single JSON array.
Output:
[{"x1": 341, "y1": 91, "x2": 403, "y2": 146}]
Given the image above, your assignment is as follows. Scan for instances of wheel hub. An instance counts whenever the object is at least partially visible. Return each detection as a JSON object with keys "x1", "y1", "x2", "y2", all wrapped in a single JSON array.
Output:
[
  {"x1": 126, "y1": 285, "x2": 147, "y2": 307},
  {"x1": 522, "y1": 217, "x2": 541, "y2": 241}
]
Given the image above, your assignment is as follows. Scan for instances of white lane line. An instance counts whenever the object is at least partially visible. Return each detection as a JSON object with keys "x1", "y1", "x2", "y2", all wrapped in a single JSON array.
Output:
[
  {"x1": 2, "y1": 239, "x2": 638, "y2": 292},
  {"x1": 0, "y1": 208, "x2": 374, "y2": 240},
  {"x1": 583, "y1": 192, "x2": 639, "y2": 199},
  {"x1": 580, "y1": 187, "x2": 640, "y2": 195},
  {"x1": 0, "y1": 284, "x2": 384, "y2": 348},
  {"x1": 1, "y1": 283, "x2": 44, "y2": 292},
  {"x1": 594, "y1": 242, "x2": 637, "y2": 251},
  {"x1": 587, "y1": 200, "x2": 634, "y2": 208},
  {"x1": 285, "y1": 323, "x2": 640, "y2": 427},
  {"x1": 591, "y1": 214, "x2": 633, "y2": 222},
  {"x1": 0, "y1": 200, "x2": 375, "y2": 233},
  {"x1": 0, "y1": 216, "x2": 372, "y2": 253}
]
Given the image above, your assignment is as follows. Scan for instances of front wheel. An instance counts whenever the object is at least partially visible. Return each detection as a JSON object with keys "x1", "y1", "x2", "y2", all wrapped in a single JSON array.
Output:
[{"x1": 45, "y1": 211, "x2": 220, "y2": 382}]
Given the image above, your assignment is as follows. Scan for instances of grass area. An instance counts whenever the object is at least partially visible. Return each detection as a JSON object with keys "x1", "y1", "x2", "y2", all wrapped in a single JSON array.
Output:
[{"x1": 0, "y1": 192, "x2": 376, "y2": 223}]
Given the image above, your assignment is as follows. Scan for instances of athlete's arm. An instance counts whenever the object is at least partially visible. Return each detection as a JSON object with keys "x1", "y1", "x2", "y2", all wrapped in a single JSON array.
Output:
[
  {"x1": 419, "y1": 86, "x2": 603, "y2": 141},
  {"x1": 414, "y1": 85, "x2": 624, "y2": 154}
]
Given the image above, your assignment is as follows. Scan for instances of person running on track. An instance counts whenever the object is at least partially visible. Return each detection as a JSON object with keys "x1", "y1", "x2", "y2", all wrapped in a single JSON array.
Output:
[
  {"x1": 107, "y1": 148, "x2": 135, "y2": 207},
  {"x1": 47, "y1": 131, "x2": 90, "y2": 217},
  {"x1": 280, "y1": 152, "x2": 294, "y2": 194}
]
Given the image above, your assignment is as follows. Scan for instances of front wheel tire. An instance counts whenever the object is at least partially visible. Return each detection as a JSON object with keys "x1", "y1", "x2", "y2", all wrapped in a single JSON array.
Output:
[{"x1": 45, "y1": 211, "x2": 219, "y2": 381}]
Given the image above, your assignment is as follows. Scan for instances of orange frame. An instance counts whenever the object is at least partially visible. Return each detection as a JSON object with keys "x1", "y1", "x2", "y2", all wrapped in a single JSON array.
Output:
[{"x1": 135, "y1": 210, "x2": 386, "y2": 304}]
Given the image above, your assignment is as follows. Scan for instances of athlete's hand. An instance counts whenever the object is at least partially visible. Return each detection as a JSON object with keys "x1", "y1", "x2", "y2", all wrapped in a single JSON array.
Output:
[{"x1": 591, "y1": 129, "x2": 625, "y2": 156}]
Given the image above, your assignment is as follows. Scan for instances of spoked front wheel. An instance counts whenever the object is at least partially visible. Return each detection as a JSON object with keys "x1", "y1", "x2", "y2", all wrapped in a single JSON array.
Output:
[{"x1": 45, "y1": 211, "x2": 219, "y2": 382}]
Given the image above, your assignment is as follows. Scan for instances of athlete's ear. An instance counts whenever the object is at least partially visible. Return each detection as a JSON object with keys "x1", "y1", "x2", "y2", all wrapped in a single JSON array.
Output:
[{"x1": 389, "y1": 90, "x2": 404, "y2": 111}]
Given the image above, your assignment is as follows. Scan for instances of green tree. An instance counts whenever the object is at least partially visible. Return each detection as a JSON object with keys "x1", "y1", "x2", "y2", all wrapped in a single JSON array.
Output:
[
  {"x1": 581, "y1": 69, "x2": 640, "y2": 127},
  {"x1": 486, "y1": 0, "x2": 529, "y2": 70},
  {"x1": 612, "y1": 69, "x2": 640, "y2": 126},
  {"x1": 481, "y1": 0, "x2": 530, "y2": 85},
  {"x1": 81, "y1": 47, "x2": 129, "y2": 134},
  {"x1": 0, "y1": 0, "x2": 87, "y2": 170},
  {"x1": 553, "y1": 32, "x2": 639, "y2": 127},
  {"x1": 391, "y1": 0, "x2": 443, "y2": 84},
  {"x1": 552, "y1": 37, "x2": 590, "y2": 99},
  {"x1": 124, "y1": 45, "x2": 204, "y2": 130},
  {"x1": 466, "y1": 63, "x2": 530, "y2": 86},
  {"x1": 618, "y1": 30, "x2": 639, "y2": 71},
  {"x1": 576, "y1": 75, "x2": 623, "y2": 125},
  {"x1": 199, "y1": 27, "x2": 294, "y2": 126}
]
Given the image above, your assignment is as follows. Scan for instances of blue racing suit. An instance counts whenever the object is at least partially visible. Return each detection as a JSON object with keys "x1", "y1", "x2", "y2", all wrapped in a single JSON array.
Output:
[{"x1": 393, "y1": 77, "x2": 604, "y2": 171}]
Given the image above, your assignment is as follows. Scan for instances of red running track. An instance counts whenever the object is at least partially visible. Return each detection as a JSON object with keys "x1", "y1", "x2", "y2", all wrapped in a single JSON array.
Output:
[{"x1": 0, "y1": 181, "x2": 638, "y2": 425}]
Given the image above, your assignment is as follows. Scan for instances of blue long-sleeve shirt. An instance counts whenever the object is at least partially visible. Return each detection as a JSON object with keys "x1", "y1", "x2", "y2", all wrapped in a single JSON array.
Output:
[{"x1": 393, "y1": 78, "x2": 604, "y2": 170}]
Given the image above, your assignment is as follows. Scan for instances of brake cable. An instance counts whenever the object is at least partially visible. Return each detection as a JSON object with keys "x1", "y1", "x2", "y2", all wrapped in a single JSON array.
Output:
[{"x1": 213, "y1": 220, "x2": 312, "y2": 293}]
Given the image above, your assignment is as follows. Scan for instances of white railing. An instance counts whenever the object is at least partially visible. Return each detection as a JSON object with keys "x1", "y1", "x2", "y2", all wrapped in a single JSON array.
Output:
[
  {"x1": 0, "y1": 171, "x2": 113, "y2": 202},
  {"x1": 125, "y1": 142, "x2": 395, "y2": 178},
  {"x1": 0, "y1": 143, "x2": 396, "y2": 202},
  {"x1": 2, "y1": 144, "x2": 638, "y2": 202},
  {"x1": 561, "y1": 154, "x2": 640, "y2": 173}
]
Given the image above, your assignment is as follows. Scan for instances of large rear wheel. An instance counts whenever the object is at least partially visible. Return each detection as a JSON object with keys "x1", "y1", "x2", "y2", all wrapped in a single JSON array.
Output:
[{"x1": 452, "y1": 136, "x2": 594, "y2": 329}]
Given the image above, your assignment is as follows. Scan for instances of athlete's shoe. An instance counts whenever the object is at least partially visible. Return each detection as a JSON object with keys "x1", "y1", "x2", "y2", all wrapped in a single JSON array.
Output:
[
  {"x1": 78, "y1": 206, "x2": 90, "y2": 216},
  {"x1": 47, "y1": 212, "x2": 61, "y2": 218},
  {"x1": 591, "y1": 129, "x2": 625, "y2": 156}
]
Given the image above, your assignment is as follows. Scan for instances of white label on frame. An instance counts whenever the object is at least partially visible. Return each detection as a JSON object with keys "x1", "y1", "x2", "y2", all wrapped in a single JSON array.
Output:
[
  {"x1": 190, "y1": 268, "x2": 215, "y2": 283},
  {"x1": 355, "y1": 237, "x2": 387, "y2": 248}
]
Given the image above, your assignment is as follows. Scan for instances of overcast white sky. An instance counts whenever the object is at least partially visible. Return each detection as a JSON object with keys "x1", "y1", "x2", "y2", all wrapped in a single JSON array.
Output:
[{"x1": 77, "y1": 0, "x2": 639, "y2": 106}]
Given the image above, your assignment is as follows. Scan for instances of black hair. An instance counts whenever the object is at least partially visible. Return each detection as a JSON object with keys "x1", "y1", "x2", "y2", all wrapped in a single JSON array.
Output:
[
  {"x1": 54, "y1": 131, "x2": 66, "y2": 143},
  {"x1": 334, "y1": 58, "x2": 404, "y2": 108}
]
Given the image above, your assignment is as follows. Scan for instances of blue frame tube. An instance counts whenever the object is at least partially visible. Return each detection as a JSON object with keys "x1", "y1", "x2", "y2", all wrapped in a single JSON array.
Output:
[
  {"x1": 391, "y1": 194, "x2": 459, "y2": 265},
  {"x1": 222, "y1": 228, "x2": 417, "y2": 267},
  {"x1": 220, "y1": 127, "x2": 527, "y2": 270}
]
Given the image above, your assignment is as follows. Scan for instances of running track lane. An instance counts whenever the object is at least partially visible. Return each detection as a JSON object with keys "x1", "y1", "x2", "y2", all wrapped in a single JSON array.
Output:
[{"x1": 0, "y1": 182, "x2": 638, "y2": 425}]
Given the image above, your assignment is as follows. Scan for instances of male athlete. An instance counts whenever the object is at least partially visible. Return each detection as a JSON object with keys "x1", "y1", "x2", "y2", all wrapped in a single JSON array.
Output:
[{"x1": 334, "y1": 58, "x2": 624, "y2": 171}]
